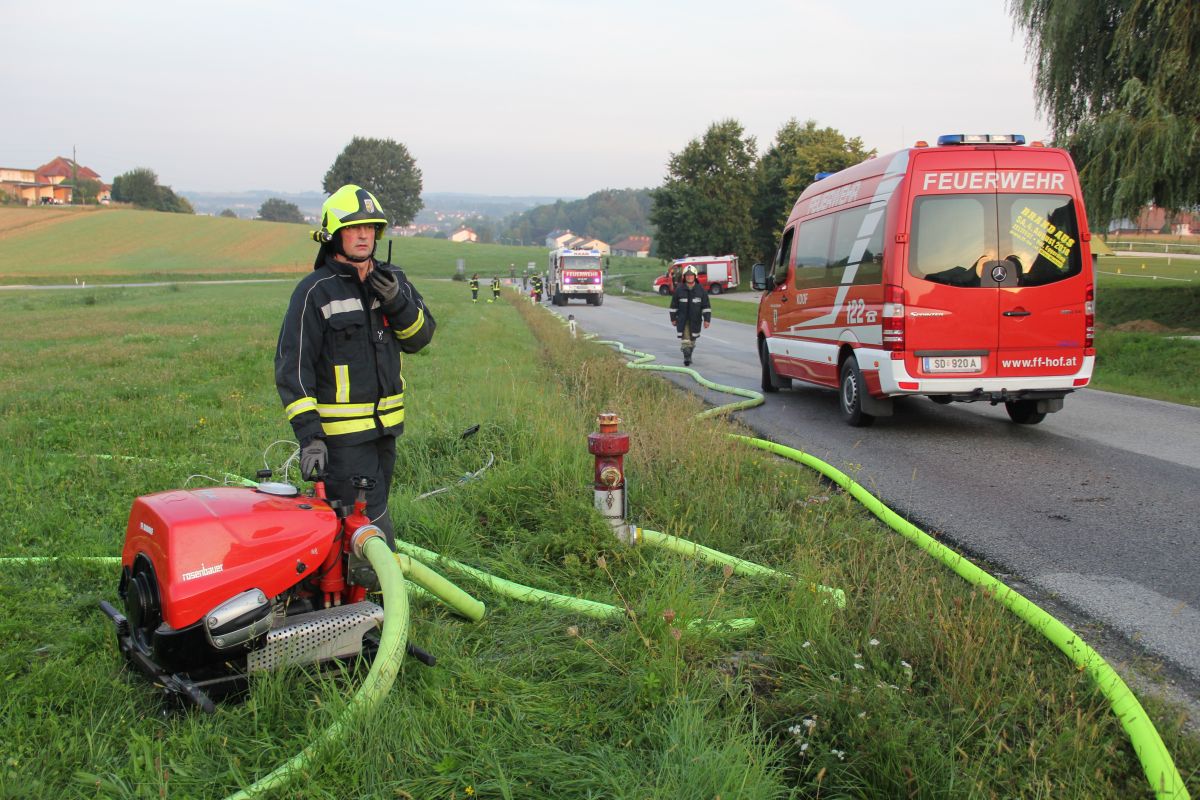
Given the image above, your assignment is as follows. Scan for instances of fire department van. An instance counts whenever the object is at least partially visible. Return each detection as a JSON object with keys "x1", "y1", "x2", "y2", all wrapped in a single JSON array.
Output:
[
  {"x1": 654, "y1": 255, "x2": 740, "y2": 295},
  {"x1": 752, "y1": 134, "x2": 1095, "y2": 426},
  {"x1": 549, "y1": 247, "x2": 605, "y2": 306}
]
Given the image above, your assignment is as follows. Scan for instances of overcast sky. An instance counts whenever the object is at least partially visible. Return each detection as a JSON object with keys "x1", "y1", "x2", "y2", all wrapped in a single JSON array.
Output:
[{"x1": 2, "y1": 1, "x2": 1046, "y2": 198}]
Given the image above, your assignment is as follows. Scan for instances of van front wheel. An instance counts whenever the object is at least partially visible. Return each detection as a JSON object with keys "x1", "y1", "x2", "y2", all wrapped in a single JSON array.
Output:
[
  {"x1": 760, "y1": 340, "x2": 790, "y2": 393},
  {"x1": 658, "y1": 285, "x2": 671, "y2": 295},
  {"x1": 839, "y1": 357, "x2": 875, "y2": 427},
  {"x1": 1005, "y1": 400, "x2": 1047, "y2": 425}
]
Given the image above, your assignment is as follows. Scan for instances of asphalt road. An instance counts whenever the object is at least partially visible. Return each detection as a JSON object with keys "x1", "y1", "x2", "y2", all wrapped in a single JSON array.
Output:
[{"x1": 555, "y1": 295, "x2": 1200, "y2": 686}]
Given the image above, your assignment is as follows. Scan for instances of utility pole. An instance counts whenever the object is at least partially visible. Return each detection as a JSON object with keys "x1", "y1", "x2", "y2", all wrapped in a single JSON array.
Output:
[{"x1": 71, "y1": 144, "x2": 78, "y2": 205}]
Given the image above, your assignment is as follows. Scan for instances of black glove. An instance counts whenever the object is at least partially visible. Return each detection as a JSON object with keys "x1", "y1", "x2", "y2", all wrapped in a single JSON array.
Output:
[
  {"x1": 300, "y1": 438, "x2": 328, "y2": 481},
  {"x1": 368, "y1": 268, "x2": 409, "y2": 315}
]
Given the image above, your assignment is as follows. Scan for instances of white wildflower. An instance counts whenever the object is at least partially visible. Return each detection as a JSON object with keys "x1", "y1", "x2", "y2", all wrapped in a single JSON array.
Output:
[{"x1": 869, "y1": 638, "x2": 880, "y2": 646}]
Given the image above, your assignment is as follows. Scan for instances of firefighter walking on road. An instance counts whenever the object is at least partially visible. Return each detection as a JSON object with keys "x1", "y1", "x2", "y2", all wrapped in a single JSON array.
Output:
[
  {"x1": 470, "y1": 273, "x2": 480, "y2": 303},
  {"x1": 490, "y1": 275, "x2": 501, "y2": 303},
  {"x1": 531, "y1": 274, "x2": 543, "y2": 302},
  {"x1": 275, "y1": 184, "x2": 435, "y2": 548},
  {"x1": 669, "y1": 264, "x2": 711, "y2": 367}
]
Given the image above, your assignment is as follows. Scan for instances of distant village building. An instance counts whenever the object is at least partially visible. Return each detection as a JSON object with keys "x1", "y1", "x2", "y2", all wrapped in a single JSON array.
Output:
[
  {"x1": 394, "y1": 223, "x2": 439, "y2": 237},
  {"x1": 1108, "y1": 206, "x2": 1197, "y2": 236},
  {"x1": 0, "y1": 157, "x2": 110, "y2": 205},
  {"x1": 611, "y1": 235, "x2": 651, "y2": 257},
  {"x1": 569, "y1": 236, "x2": 609, "y2": 254},
  {"x1": 545, "y1": 229, "x2": 576, "y2": 248},
  {"x1": 449, "y1": 227, "x2": 478, "y2": 243}
]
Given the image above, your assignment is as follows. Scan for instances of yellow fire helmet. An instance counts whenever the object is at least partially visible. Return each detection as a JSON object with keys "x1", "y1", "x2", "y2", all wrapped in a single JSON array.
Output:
[
  {"x1": 682, "y1": 264, "x2": 698, "y2": 277},
  {"x1": 313, "y1": 185, "x2": 388, "y2": 243}
]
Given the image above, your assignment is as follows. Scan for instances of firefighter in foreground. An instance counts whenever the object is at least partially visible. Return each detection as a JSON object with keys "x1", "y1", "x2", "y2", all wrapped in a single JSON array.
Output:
[
  {"x1": 489, "y1": 275, "x2": 501, "y2": 303},
  {"x1": 469, "y1": 273, "x2": 480, "y2": 303},
  {"x1": 275, "y1": 184, "x2": 435, "y2": 547},
  {"x1": 531, "y1": 273, "x2": 543, "y2": 302},
  {"x1": 668, "y1": 264, "x2": 711, "y2": 366}
]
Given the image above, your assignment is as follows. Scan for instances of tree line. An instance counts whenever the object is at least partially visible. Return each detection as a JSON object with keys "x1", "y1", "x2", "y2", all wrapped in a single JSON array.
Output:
[
  {"x1": 651, "y1": 118, "x2": 872, "y2": 266},
  {"x1": 1010, "y1": 0, "x2": 1199, "y2": 229}
]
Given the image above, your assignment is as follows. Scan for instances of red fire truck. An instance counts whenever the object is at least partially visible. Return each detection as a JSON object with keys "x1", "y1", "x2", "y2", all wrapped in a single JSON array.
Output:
[
  {"x1": 752, "y1": 133, "x2": 1095, "y2": 426},
  {"x1": 654, "y1": 255, "x2": 740, "y2": 295},
  {"x1": 549, "y1": 248, "x2": 605, "y2": 306}
]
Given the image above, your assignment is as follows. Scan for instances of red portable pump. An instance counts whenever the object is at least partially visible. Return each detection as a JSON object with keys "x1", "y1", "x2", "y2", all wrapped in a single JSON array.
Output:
[{"x1": 100, "y1": 474, "x2": 424, "y2": 712}]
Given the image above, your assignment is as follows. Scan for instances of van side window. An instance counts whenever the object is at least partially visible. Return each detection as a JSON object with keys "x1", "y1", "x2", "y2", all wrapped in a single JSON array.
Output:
[
  {"x1": 830, "y1": 204, "x2": 886, "y2": 286},
  {"x1": 774, "y1": 227, "x2": 795, "y2": 286},
  {"x1": 793, "y1": 214, "x2": 834, "y2": 288}
]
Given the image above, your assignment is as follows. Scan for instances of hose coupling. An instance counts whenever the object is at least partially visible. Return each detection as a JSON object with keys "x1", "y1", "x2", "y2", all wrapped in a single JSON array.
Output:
[
  {"x1": 600, "y1": 466, "x2": 622, "y2": 488},
  {"x1": 350, "y1": 524, "x2": 385, "y2": 558}
]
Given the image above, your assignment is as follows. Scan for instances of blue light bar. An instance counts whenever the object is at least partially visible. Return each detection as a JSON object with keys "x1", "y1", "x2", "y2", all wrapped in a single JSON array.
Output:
[
  {"x1": 937, "y1": 134, "x2": 1026, "y2": 146},
  {"x1": 814, "y1": 172, "x2": 834, "y2": 181}
]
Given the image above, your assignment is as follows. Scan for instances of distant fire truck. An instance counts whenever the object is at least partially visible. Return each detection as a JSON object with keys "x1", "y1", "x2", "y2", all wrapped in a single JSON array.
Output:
[
  {"x1": 548, "y1": 248, "x2": 605, "y2": 306},
  {"x1": 654, "y1": 255, "x2": 740, "y2": 295}
]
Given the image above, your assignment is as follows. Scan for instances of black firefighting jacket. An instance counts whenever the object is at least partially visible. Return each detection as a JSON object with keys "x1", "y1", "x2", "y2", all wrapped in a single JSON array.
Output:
[
  {"x1": 276, "y1": 255, "x2": 435, "y2": 447},
  {"x1": 669, "y1": 281, "x2": 712, "y2": 334}
]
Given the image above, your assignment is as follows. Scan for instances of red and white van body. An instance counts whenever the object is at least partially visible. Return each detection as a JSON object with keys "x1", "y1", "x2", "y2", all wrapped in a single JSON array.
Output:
[
  {"x1": 754, "y1": 136, "x2": 1095, "y2": 425},
  {"x1": 655, "y1": 255, "x2": 740, "y2": 295}
]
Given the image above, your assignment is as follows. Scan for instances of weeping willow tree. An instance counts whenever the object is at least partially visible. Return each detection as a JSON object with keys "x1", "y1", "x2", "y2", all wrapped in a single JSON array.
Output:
[{"x1": 1010, "y1": 0, "x2": 1200, "y2": 228}]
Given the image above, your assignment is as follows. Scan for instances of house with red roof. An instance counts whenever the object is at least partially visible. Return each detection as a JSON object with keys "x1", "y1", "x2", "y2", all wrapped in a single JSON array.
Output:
[
  {"x1": 0, "y1": 156, "x2": 110, "y2": 205},
  {"x1": 611, "y1": 235, "x2": 652, "y2": 257}
]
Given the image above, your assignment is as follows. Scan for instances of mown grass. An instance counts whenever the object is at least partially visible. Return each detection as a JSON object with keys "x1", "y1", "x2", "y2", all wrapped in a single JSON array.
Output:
[
  {"x1": 1095, "y1": 255, "x2": 1200, "y2": 287},
  {"x1": 0, "y1": 206, "x2": 549, "y2": 284},
  {"x1": 0, "y1": 280, "x2": 1196, "y2": 798}
]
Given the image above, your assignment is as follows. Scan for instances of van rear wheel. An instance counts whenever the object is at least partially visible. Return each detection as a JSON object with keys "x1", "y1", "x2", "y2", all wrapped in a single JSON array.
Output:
[
  {"x1": 839, "y1": 357, "x2": 875, "y2": 427},
  {"x1": 1005, "y1": 400, "x2": 1047, "y2": 425},
  {"x1": 708, "y1": 284, "x2": 722, "y2": 295}
]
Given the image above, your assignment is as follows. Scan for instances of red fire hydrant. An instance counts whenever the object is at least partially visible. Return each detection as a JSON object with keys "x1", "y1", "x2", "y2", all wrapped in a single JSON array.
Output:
[{"x1": 587, "y1": 412, "x2": 629, "y2": 531}]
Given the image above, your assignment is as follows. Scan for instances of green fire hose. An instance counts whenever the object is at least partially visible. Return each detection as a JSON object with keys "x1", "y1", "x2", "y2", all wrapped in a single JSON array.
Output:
[
  {"x1": 582, "y1": 329, "x2": 1188, "y2": 800},
  {"x1": 225, "y1": 532, "x2": 408, "y2": 799},
  {"x1": 392, "y1": 539, "x2": 756, "y2": 631}
]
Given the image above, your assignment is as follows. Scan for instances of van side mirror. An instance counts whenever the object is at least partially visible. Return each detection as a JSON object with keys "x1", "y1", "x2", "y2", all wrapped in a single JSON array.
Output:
[{"x1": 751, "y1": 263, "x2": 774, "y2": 291}]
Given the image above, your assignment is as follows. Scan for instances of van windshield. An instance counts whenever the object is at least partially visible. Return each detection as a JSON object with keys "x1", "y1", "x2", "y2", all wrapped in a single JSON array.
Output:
[{"x1": 910, "y1": 194, "x2": 1082, "y2": 288}]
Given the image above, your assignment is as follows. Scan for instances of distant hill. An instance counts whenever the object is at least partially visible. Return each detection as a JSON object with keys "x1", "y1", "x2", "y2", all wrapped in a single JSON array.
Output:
[
  {"x1": 497, "y1": 188, "x2": 655, "y2": 246},
  {"x1": 179, "y1": 189, "x2": 574, "y2": 222},
  {"x1": 179, "y1": 190, "x2": 326, "y2": 219}
]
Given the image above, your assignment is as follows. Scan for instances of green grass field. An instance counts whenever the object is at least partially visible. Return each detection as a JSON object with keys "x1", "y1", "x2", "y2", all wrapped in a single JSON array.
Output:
[
  {"x1": 0, "y1": 279, "x2": 1196, "y2": 798},
  {"x1": 0, "y1": 206, "x2": 550, "y2": 284}
]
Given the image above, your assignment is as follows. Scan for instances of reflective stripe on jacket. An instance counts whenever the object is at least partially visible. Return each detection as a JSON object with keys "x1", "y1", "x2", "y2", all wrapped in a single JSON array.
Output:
[{"x1": 276, "y1": 255, "x2": 435, "y2": 446}]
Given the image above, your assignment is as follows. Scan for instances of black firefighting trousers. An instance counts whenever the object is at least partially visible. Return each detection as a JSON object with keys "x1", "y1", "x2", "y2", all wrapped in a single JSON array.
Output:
[{"x1": 326, "y1": 435, "x2": 397, "y2": 549}]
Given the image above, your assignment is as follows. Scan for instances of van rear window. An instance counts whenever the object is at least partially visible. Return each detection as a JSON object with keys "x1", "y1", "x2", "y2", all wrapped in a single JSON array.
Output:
[{"x1": 910, "y1": 194, "x2": 1082, "y2": 288}]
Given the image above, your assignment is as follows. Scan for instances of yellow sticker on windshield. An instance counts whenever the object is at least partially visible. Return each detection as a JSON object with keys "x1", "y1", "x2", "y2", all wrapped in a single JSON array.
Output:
[{"x1": 1011, "y1": 207, "x2": 1075, "y2": 270}]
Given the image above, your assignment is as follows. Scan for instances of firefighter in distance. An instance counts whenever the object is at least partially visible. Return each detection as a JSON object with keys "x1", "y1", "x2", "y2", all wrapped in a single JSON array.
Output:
[{"x1": 669, "y1": 264, "x2": 711, "y2": 367}]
